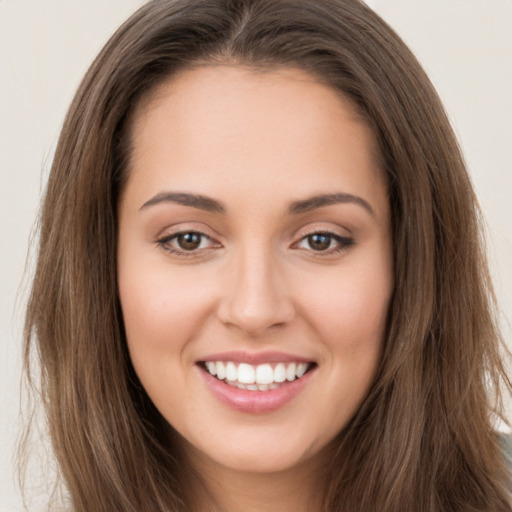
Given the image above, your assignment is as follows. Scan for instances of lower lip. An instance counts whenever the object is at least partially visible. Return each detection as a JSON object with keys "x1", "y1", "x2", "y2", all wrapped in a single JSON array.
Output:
[{"x1": 199, "y1": 365, "x2": 315, "y2": 414}]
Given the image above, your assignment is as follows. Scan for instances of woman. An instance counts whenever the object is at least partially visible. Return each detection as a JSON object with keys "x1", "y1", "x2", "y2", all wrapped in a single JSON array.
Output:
[{"x1": 22, "y1": 0, "x2": 511, "y2": 510}]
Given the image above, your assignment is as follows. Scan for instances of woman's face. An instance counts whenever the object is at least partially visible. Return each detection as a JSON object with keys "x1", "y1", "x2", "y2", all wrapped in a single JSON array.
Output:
[{"x1": 118, "y1": 66, "x2": 393, "y2": 477}]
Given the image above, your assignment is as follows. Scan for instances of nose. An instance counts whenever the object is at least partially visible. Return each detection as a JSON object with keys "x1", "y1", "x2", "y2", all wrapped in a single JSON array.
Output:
[{"x1": 216, "y1": 248, "x2": 295, "y2": 337}]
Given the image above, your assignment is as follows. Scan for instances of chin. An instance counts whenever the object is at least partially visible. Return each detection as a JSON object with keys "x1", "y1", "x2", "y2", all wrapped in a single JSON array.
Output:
[{"x1": 182, "y1": 422, "x2": 332, "y2": 477}]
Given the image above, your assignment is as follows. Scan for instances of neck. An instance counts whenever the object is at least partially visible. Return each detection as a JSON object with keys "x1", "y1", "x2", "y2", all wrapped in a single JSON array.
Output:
[{"x1": 183, "y1": 447, "x2": 327, "y2": 512}]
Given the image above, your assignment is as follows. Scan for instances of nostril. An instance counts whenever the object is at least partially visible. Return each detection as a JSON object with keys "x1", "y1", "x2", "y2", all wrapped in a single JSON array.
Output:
[{"x1": 216, "y1": 295, "x2": 295, "y2": 335}]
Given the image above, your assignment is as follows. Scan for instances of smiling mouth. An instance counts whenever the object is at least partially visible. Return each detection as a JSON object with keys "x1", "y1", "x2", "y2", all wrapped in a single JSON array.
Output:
[{"x1": 199, "y1": 361, "x2": 316, "y2": 391}]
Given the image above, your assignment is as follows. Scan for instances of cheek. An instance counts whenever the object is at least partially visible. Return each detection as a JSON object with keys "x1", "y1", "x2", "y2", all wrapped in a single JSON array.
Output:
[
  {"x1": 298, "y1": 255, "x2": 392, "y2": 389},
  {"x1": 117, "y1": 265, "x2": 206, "y2": 415},
  {"x1": 118, "y1": 260, "x2": 215, "y2": 351},
  {"x1": 306, "y1": 265, "x2": 391, "y2": 342}
]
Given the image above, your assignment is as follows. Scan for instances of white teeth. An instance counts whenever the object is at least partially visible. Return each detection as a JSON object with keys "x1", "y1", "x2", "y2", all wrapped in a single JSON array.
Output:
[
  {"x1": 274, "y1": 363, "x2": 287, "y2": 383},
  {"x1": 216, "y1": 361, "x2": 226, "y2": 380},
  {"x1": 225, "y1": 362, "x2": 237, "y2": 381},
  {"x1": 204, "y1": 360, "x2": 312, "y2": 389},
  {"x1": 296, "y1": 363, "x2": 308, "y2": 378},
  {"x1": 205, "y1": 361, "x2": 216, "y2": 376},
  {"x1": 286, "y1": 363, "x2": 297, "y2": 381},
  {"x1": 255, "y1": 364, "x2": 274, "y2": 385},
  {"x1": 238, "y1": 363, "x2": 256, "y2": 384}
]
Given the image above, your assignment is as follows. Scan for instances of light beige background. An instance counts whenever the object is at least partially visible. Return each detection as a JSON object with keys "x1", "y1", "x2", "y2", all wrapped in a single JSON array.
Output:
[{"x1": 1, "y1": 1, "x2": 511, "y2": 510}]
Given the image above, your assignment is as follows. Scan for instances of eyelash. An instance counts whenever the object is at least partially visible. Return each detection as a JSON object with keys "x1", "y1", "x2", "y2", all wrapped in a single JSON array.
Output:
[
  {"x1": 156, "y1": 230, "x2": 354, "y2": 257},
  {"x1": 156, "y1": 230, "x2": 218, "y2": 256},
  {"x1": 293, "y1": 231, "x2": 354, "y2": 255}
]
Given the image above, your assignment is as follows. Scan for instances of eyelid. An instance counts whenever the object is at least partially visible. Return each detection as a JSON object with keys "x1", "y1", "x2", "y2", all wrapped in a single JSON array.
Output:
[
  {"x1": 290, "y1": 227, "x2": 354, "y2": 255},
  {"x1": 154, "y1": 221, "x2": 221, "y2": 242},
  {"x1": 153, "y1": 223, "x2": 353, "y2": 257},
  {"x1": 155, "y1": 226, "x2": 222, "y2": 256}
]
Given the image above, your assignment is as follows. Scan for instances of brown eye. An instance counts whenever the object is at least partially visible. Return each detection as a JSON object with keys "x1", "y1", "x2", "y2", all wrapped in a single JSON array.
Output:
[
  {"x1": 307, "y1": 233, "x2": 332, "y2": 251},
  {"x1": 177, "y1": 232, "x2": 203, "y2": 251},
  {"x1": 157, "y1": 231, "x2": 217, "y2": 254},
  {"x1": 294, "y1": 232, "x2": 354, "y2": 254}
]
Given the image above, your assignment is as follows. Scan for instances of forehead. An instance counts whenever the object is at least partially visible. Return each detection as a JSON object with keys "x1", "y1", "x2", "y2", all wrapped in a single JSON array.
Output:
[
  {"x1": 124, "y1": 65, "x2": 387, "y2": 218},
  {"x1": 129, "y1": 64, "x2": 373, "y2": 160},
  {"x1": 134, "y1": 64, "x2": 354, "y2": 117}
]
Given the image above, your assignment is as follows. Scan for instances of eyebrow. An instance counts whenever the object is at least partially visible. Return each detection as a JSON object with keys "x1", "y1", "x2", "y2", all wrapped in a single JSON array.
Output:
[
  {"x1": 288, "y1": 193, "x2": 375, "y2": 216},
  {"x1": 140, "y1": 192, "x2": 225, "y2": 213},
  {"x1": 140, "y1": 191, "x2": 374, "y2": 216}
]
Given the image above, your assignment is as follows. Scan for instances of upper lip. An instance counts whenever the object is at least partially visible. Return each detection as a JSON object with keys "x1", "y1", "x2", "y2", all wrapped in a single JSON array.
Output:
[{"x1": 198, "y1": 350, "x2": 314, "y2": 365}]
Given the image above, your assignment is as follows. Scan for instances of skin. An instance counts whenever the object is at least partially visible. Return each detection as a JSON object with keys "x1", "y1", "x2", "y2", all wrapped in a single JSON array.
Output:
[{"x1": 117, "y1": 65, "x2": 393, "y2": 511}]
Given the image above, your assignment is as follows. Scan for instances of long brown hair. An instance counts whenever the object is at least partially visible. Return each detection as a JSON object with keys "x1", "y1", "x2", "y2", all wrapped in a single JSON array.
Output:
[{"x1": 23, "y1": 0, "x2": 511, "y2": 510}]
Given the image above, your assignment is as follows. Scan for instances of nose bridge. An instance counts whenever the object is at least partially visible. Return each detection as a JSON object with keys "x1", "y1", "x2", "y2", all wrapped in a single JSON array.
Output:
[{"x1": 218, "y1": 241, "x2": 294, "y2": 335}]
